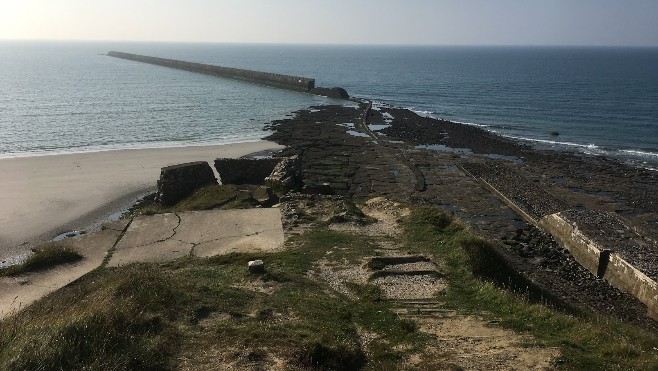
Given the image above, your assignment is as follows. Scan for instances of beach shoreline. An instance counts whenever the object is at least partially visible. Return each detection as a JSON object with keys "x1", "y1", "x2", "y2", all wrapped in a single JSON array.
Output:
[{"x1": 0, "y1": 140, "x2": 284, "y2": 262}]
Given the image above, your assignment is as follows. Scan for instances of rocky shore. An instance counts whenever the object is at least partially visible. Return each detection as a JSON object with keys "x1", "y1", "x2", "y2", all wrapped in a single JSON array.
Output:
[{"x1": 266, "y1": 102, "x2": 658, "y2": 329}]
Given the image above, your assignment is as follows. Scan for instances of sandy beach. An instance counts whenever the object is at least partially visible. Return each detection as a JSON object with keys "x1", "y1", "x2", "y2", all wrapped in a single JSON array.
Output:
[{"x1": 0, "y1": 141, "x2": 284, "y2": 261}]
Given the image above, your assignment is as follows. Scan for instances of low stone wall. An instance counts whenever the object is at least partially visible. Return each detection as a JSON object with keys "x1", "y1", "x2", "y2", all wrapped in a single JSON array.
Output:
[
  {"x1": 157, "y1": 161, "x2": 218, "y2": 206},
  {"x1": 214, "y1": 158, "x2": 280, "y2": 185}
]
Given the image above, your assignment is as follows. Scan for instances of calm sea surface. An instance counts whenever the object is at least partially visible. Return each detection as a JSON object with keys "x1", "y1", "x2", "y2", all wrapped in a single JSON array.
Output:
[{"x1": 1, "y1": 41, "x2": 657, "y2": 168}]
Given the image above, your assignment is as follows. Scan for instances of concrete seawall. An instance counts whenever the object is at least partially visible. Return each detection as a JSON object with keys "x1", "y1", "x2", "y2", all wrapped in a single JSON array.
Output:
[
  {"x1": 461, "y1": 162, "x2": 658, "y2": 320},
  {"x1": 539, "y1": 212, "x2": 658, "y2": 320},
  {"x1": 108, "y1": 51, "x2": 316, "y2": 93}
]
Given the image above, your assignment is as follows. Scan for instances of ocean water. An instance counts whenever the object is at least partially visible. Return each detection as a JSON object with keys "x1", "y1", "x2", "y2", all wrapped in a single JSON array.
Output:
[{"x1": 1, "y1": 41, "x2": 657, "y2": 169}]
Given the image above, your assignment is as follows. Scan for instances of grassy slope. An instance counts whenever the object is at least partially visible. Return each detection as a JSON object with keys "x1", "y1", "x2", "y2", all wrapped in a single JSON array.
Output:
[
  {"x1": 1, "y1": 188, "x2": 657, "y2": 369},
  {"x1": 405, "y1": 207, "x2": 658, "y2": 370}
]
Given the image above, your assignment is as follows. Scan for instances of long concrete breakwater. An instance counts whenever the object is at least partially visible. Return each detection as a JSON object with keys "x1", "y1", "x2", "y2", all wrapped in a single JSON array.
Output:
[{"x1": 107, "y1": 51, "x2": 348, "y2": 98}]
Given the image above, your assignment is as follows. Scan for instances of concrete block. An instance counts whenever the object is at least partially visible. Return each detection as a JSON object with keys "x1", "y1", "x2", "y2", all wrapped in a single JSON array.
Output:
[{"x1": 248, "y1": 260, "x2": 265, "y2": 274}]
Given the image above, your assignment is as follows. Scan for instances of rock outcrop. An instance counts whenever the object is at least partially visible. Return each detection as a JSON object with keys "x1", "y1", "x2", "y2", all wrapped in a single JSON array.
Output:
[
  {"x1": 310, "y1": 87, "x2": 350, "y2": 99},
  {"x1": 214, "y1": 158, "x2": 280, "y2": 185},
  {"x1": 265, "y1": 155, "x2": 302, "y2": 193}
]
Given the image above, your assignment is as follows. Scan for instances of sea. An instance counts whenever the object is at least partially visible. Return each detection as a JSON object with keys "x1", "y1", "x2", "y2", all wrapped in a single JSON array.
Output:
[{"x1": 1, "y1": 41, "x2": 657, "y2": 170}]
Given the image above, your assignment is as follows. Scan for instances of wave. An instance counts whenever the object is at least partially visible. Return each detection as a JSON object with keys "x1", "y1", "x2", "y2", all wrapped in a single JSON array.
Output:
[
  {"x1": 409, "y1": 109, "x2": 434, "y2": 118},
  {"x1": 453, "y1": 120, "x2": 491, "y2": 129},
  {"x1": 0, "y1": 136, "x2": 267, "y2": 160},
  {"x1": 338, "y1": 98, "x2": 658, "y2": 171},
  {"x1": 406, "y1": 108, "x2": 496, "y2": 130},
  {"x1": 503, "y1": 135, "x2": 600, "y2": 150},
  {"x1": 620, "y1": 149, "x2": 658, "y2": 159},
  {"x1": 503, "y1": 135, "x2": 658, "y2": 171}
]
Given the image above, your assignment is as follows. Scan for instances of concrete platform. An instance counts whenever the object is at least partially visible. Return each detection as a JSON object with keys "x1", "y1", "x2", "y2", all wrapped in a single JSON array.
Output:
[
  {"x1": 0, "y1": 220, "x2": 128, "y2": 319},
  {"x1": 1, "y1": 208, "x2": 284, "y2": 319},
  {"x1": 108, "y1": 208, "x2": 284, "y2": 267}
]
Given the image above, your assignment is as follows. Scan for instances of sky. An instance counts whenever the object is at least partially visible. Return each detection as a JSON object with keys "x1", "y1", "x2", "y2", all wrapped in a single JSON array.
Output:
[{"x1": 1, "y1": 0, "x2": 657, "y2": 46}]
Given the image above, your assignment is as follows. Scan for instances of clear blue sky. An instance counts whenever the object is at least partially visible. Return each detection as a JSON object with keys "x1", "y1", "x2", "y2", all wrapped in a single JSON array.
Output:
[{"x1": 2, "y1": 0, "x2": 657, "y2": 46}]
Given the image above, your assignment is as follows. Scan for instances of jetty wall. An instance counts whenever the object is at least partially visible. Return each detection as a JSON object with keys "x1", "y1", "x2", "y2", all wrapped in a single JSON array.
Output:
[{"x1": 108, "y1": 51, "x2": 315, "y2": 93}]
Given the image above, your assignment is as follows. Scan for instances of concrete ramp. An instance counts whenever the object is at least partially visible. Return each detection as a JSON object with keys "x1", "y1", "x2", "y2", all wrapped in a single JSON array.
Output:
[
  {"x1": 0, "y1": 220, "x2": 128, "y2": 319},
  {"x1": 108, "y1": 208, "x2": 284, "y2": 267}
]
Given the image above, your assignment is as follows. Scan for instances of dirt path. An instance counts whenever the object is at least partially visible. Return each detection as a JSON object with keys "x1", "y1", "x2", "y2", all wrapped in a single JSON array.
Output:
[{"x1": 291, "y1": 195, "x2": 559, "y2": 370}]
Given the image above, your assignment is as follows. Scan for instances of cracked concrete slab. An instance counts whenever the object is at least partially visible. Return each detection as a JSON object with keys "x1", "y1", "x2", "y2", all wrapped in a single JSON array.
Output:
[
  {"x1": 184, "y1": 208, "x2": 284, "y2": 258},
  {"x1": 108, "y1": 208, "x2": 284, "y2": 267},
  {"x1": 0, "y1": 220, "x2": 128, "y2": 319}
]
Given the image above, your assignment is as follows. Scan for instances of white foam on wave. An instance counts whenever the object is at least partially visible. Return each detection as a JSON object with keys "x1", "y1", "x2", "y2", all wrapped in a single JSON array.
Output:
[
  {"x1": 0, "y1": 136, "x2": 268, "y2": 160},
  {"x1": 408, "y1": 109, "x2": 495, "y2": 130},
  {"x1": 454, "y1": 120, "x2": 491, "y2": 128},
  {"x1": 620, "y1": 149, "x2": 658, "y2": 158},
  {"x1": 410, "y1": 109, "x2": 434, "y2": 118},
  {"x1": 503, "y1": 135, "x2": 600, "y2": 150},
  {"x1": 340, "y1": 101, "x2": 361, "y2": 109}
]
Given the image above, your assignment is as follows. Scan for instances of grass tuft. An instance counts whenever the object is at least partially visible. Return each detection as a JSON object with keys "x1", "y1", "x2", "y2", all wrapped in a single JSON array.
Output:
[
  {"x1": 296, "y1": 341, "x2": 366, "y2": 370},
  {"x1": 0, "y1": 243, "x2": 83, "y2": 277},
  {"x1": 0, "y1": 266, "x2": 181, "y2": 370}
]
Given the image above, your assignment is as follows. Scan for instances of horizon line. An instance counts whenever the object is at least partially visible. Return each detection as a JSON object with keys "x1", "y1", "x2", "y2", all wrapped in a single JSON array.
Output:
[{"x1": 1, "y1": 38, "x2": 657, "y2": 49}]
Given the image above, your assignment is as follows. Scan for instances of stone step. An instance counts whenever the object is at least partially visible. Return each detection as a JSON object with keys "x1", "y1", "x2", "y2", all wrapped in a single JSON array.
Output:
[
  {"x1": 370, "y1": 270, "x2": 440, "y2": 279},
  {"x1": 368, "y1": 255, "x2": 430, "y2": 269}
]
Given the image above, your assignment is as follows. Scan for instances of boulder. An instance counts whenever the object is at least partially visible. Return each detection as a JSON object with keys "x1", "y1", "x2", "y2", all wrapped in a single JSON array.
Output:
[
  {"x1": 310, "y1": 87, "x2": 350, "y2": 99},
  {"x1": 254, "y1": 186, "x2": 275, "y2": 204},
  {"x1": 265, "y1": 155, "x2": 302, "y2": 193},
  {"x1": 157, "y1": 161, "x2": 218, "y2": 206}
]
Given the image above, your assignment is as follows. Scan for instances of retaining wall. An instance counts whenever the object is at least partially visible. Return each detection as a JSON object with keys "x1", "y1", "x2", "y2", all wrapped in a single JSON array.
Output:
[
  {"x1": 462, "y1": 164, "x2": 658, "y2": 320},
  {"x1": 108, "y1": 51, "x2": 315, "y2": 93},
  {"x1": 157, "y1": 161, "x2": 218, "y2": 206},
  {"x1": 539, "y1": 212, "x2": 658, "y2": 320},
  {"x1": 214, "y1": 158, "x2": 280, "y2": 185}
]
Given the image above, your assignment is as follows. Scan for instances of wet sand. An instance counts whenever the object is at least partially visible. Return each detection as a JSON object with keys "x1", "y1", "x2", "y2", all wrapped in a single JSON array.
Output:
[{"x1": 0, "y1": 141, "x2": 284, "y2": 261}]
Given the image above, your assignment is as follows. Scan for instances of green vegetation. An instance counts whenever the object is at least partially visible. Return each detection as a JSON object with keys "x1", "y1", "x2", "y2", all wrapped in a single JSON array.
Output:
[
  {"x1": 0, "y1": 243, "x2": 82, "y2": 277},
  {"x1": 2, "y1": 203, "x2": 658, "y2": 369},
  {"x1": 0, "y1": 229, "x2": 420, "y2": 370},
  {"x1": 326, "y1": 199, "x2": 378, "y2": 226},
  {"x1": 126, "y1": 185, "x2": 259, "y2": 217},
  {"x1": 403, "y1": 206, "x2": 658, "y2": 370}
]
